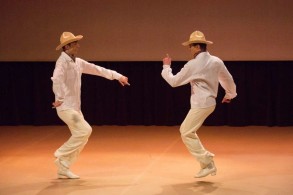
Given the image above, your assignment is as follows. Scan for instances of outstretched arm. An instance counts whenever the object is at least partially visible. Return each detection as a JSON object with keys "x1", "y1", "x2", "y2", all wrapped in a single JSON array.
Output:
[{"x1": 80, "y1": 59, "x2": 130, "y2": 86}]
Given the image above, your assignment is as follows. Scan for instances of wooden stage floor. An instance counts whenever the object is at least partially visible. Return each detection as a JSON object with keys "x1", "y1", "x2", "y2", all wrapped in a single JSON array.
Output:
[{"x1": 0, "y1": 125, "x2": 292, "y2": 195}]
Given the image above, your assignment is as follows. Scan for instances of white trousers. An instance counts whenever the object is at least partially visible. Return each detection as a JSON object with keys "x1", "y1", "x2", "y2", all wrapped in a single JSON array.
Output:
[
  {"x1": 180, "y1": 106, "x2": 215, "y2": 167},
  {"x1": 54, "y1": 109, "x2": 92, "y2": 168}
]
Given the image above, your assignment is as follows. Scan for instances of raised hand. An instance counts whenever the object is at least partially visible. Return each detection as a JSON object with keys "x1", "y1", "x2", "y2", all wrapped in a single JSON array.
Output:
[{"x1": 163, "y1": 53, "x2": 171, "y2": 65}]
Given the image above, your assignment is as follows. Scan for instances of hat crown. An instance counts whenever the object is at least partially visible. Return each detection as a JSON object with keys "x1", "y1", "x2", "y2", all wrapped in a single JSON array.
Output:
[
  {"x1": 190, "y1": 31, "x2": 206, "y2": 42},
  {"x1": 60, "y1": 32, "x2": 75, "y2": 44}
]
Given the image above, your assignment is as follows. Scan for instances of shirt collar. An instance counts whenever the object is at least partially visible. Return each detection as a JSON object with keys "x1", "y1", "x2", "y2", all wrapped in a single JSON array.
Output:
[
  {"x1": 61, "y1": 51, "x2": 75, "y2": 62},
  {"x1": 195, "y1": 51, "x2": 210, "y2": 59}
]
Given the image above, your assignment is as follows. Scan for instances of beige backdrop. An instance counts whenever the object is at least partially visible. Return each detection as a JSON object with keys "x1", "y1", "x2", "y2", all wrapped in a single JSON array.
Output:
[{"x1": 0, "y1": 0, "x2": 292, "y2": 61}]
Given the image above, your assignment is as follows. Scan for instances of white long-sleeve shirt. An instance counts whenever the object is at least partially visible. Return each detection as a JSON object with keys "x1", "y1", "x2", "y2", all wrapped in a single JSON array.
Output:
[
  {"x1": 161, "y1": 52, "x2": 237, "y2": 109},
  {"x1": 51, "y1": 52, "x2": 123, "y2": 111}
]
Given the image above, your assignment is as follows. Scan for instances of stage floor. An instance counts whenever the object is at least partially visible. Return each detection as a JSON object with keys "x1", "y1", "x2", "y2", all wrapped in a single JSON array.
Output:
[{"x1": 0, "y1": 125, "x2": 292, "y2": 195}]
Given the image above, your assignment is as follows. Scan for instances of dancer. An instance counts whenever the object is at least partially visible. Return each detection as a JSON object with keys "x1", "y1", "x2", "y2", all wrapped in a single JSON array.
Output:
[
  {"x1": 51, "y1": 32, "x2": 130, "y2": 179},
  {"x1": 161, "y1": 31, "x2": 236, "y2": 178}
]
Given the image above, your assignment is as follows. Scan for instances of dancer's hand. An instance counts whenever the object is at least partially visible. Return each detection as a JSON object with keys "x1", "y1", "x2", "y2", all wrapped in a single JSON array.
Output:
[
  {"x1": 222, "y1": 97, "x2": 232, "y2": 103},
  {"x1": 119, "y1": 76, "x2": 130, "y2": 86},
  {"x1": 52, "y1": 100, "x2": 63, "y2": 108},
  {"x1": 163, "y1": 53, "x2": 171, "y2": 65}
]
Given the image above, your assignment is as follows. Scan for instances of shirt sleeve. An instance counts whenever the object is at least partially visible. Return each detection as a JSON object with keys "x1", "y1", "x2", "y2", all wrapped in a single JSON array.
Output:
[
  {"x1": 80, "y1": 59, "x2": 123, "y2": 80},
  {"x1": 161, "y1": 62, "x2": 193, "y2": 87},
  {"x1": 218, "y1": 65, "x2": 237, "y2": 99},
  {"x1": 51, "y1": 61, "x2": 66, "y2": 101}
]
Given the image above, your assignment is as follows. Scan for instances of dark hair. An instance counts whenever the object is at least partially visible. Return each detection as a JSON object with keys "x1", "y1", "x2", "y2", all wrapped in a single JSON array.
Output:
[
  {"x1": 62, "y1": 44, "x2": 70, "y2": 51},
  {"x1": 62, "y1": 41, "x2": 78, "y2": 51},
  {"x1": 191, "y1": 43, "x2": 207, "y2": 51}
]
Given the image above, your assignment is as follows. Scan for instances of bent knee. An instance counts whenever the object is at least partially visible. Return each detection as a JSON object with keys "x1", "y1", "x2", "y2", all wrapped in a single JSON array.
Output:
[
  {"x1": 179, "y1": 126, "x2": 191, "y2": 137},
  {"x1": 85, "y1": 126, "x2": 92, "y2": 136},
  {"x1": 78, "y1": 125, "x2": 92, "y2": 137},
  {"x1": 180, "y1": 131, "x2": 199, "y2": 139}
]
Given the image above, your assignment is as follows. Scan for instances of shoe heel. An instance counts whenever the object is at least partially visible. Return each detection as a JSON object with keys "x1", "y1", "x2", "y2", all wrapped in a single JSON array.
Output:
[{"x1": 58, "y1": 174, "x2": 67, "y2": 179}]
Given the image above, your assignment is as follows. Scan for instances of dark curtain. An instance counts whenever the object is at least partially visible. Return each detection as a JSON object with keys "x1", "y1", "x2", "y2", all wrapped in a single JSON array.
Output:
[{"x1": 0, "y1": 61, "x2": 292, "y2": 126}]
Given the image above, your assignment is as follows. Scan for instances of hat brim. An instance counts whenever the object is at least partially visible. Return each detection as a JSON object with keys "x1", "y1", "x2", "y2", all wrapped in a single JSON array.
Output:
[
  {"x1": 56, "y1": 35, "x2": 83, "y2": 50},
  {"x1": 182, "y1": 40, "x2": 213, "y2": 46}
]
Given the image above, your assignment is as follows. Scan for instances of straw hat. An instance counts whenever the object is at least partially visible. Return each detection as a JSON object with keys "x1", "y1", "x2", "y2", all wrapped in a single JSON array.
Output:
[
  {"x1": 56, "y1": 32, "x2": 83, "y2": 50},
  {"x1": 182, "y1": 31, "x2": 213, "y2": 46}
]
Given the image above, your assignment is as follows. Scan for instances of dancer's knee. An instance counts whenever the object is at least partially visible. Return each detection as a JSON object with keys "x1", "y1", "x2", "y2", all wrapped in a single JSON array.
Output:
[
  {"x1": 84, "y1": 126, "x2": 92, "y2": 137},
  {"x1": 77, "y1": 125, "x2": 92, "y2": 138}
]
